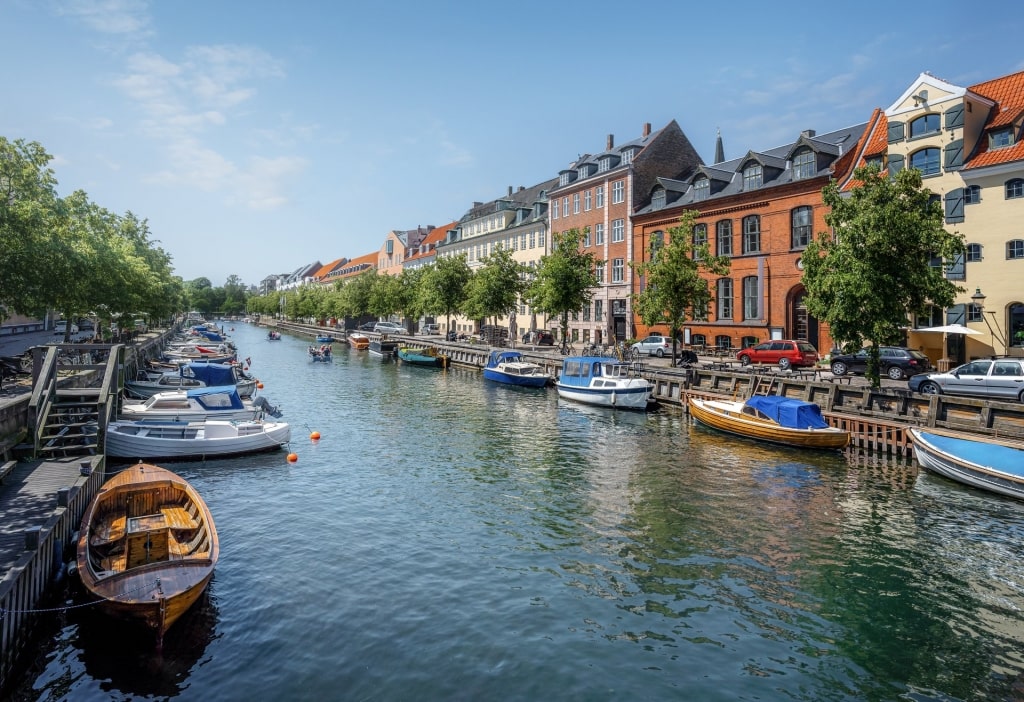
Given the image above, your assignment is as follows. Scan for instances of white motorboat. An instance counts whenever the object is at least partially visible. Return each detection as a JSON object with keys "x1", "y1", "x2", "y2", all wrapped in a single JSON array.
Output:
[
  {"x1": 555, "y1": 355, "x2": 652, "y2": 410},
  {"x1": 120, "y1": 386, "x2": 281, "y2": 422},
  {"x1": 105, "y1": 418, "x2": 291, "y2": 459}
]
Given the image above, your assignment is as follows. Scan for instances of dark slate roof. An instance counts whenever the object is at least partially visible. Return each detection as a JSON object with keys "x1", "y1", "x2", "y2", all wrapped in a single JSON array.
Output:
[{"x1": 638, "y1": 122, "x2": 868, "y2": 214}]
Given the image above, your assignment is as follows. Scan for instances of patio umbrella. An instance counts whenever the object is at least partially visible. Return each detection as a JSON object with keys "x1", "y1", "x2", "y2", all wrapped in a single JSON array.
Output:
[{"x1": 916, "y1": 324, "x2": 983, "y2": 369}]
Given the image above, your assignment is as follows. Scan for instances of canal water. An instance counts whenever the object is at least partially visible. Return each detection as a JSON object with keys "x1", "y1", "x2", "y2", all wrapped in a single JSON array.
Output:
[{"x1": 10, "y1": 323, "x2": 1024, "y2": 701}]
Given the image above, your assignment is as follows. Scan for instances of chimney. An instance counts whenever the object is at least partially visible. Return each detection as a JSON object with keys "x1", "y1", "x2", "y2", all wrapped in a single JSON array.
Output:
[
  {"x1": 519, "y1": 185, "x2": 525, "y2": 191},
  {"x1": 642, "y1": 122, "x2": 651, "y2": 138},
  {"x1": 508, "y1": 186, "x2": 513, "y2": 196},
  {"x1": 607, "y1": 134, "x2": 614, "y2": 150},
  {"x1": 801, "y1": 129, "x2": 816, "y2": 138}
]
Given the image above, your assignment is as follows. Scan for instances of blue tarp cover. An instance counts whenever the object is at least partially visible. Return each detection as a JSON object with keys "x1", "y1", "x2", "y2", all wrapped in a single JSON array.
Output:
[
  {"x1": 746, "y1": 395, "x2": 829, "y2": 429},
  {"x1": 185, "y1": 361, "x2": 236, "y2": 386},
  {"x1": 185, "y1": 385, "x2": 245, "y2": 409}
]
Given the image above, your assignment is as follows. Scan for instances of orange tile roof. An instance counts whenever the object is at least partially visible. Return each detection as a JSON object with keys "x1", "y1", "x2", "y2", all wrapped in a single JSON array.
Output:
[
  {"x1": 406, "y1": 221, "x2": 455, "y2": 263},
  {"x1": 313, "y1": 257, "x2": 346, "y2": 280},
  {"x1": 965, "y1": 69, "x2": 1024, "y2": 170},
  {"x1": 839, "y1": 108, "x2": 887, "y2": 191}
]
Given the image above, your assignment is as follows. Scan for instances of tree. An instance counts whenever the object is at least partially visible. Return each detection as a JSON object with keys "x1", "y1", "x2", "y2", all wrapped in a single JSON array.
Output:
[
  {"x1": 421, "y1": 255, "x2": 471, "y2": 333},
  {"x1": 463, "y1": 247, "x2": 525, "y2": 330},
  {"x1": 632, "y1": 211, "x2": 730, "y2": 365},
  {"x1": 527, "y1": 228, "x2": 600, "y2": 353},
  {"x1": 801, "y1": 165, "x2": 965, "y2": 388}
]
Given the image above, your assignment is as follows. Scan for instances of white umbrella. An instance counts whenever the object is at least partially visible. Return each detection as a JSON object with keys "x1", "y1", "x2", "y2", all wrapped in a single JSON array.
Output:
[{"x1": 916, "y1": 324, "x2": 982, "y2": 335}]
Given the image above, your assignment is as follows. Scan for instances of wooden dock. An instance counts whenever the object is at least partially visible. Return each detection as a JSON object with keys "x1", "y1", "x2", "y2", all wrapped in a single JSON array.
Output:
[{"x1": 0, "y1": 455, "x2": 105, "y2": 693}]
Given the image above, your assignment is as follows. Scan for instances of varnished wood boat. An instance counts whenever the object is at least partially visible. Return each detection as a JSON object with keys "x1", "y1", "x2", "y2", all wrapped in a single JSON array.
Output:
[
  {"x1": 688, "y1": 396, "x2": 849, "y2": 450},
  {"x1": 76, "y1": 463, "x2": 219, "y2": 640},
  {"x1": 348, "y1": 332, "x2": 370, "y2": 350}
]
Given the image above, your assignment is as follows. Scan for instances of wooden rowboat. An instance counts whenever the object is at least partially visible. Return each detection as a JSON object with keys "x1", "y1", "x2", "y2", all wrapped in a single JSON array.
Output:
[
  {"x1": 76, "y1": 463, "x2": 219, "y2": 641},
  {"x1": 909, "y1": 427, "x2": 1024, "y2": 500},
  {"x1": 688, "y1": 396, "x2": 849, "y2": 450},
  {"x1": 348, "y1": 332, "x2": 370, "y2": 350}
]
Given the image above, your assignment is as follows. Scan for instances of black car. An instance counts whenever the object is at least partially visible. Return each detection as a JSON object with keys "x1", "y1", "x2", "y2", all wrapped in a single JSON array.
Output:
[
  {"x1": 522, "y1": 330, "x2": 554, "y2": 346},
  {"x1": 358, "y1": 321, "x2": 377, "y2": 332},
  {"x1": 830, "y1": 346, "x2": 933, "y2": 380}
]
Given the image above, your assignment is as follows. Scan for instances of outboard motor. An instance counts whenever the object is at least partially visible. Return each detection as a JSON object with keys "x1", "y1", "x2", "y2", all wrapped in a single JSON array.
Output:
[{"x1": 252, "y1": 395, "x2": 283, "y2": 418}]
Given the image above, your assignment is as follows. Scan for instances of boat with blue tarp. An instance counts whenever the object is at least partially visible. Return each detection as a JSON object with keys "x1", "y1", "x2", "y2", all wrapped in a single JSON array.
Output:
[{"x1": 688, "y1": 395, "x2": 849, "y2": 449}]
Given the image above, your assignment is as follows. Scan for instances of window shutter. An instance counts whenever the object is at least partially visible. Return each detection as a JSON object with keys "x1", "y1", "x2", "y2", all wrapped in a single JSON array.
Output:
[
  {"x1": 887, "y1": 121, "x2": 905, "y2": 142},
  {"x1": 944, "y1": 139, "x2": 964, "y2": 170},
  {"x1": 945, "y1": 252, "x2": 965, "y2": 280},
  {"x1": 946, "y1": 304, "x2": 966, "y2": 325},
  {"x1": 944, "y1": 189, "x2": 964, "y2": 223},
  {"x1": 888, "y1": 153, "x2": 904, "y2": 176},
  {"x1": 944, "y1": 103, "x2": 964, "y2": 129}
]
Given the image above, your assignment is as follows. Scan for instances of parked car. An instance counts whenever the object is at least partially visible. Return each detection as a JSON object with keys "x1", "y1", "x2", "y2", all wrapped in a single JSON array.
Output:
[
  {"x1": 632, "y1": 334, "x2": 673, "y2": 358},
  {"x1": 830, "y1": 346, "x2": 933, "y2": 380},
  {"x1": 358, "y1": 321, "x2": 377, "y2": 332},
  {"x1": 736, "y1": 340, "x2": 819, "y2": 370},
  {"x1": 77, "y1": 318, "x2": 95, "y2": 331},
  {"x1": 522, "y1": 330, "x2": 554, "y2": 346},
  {"x1": 908, "y1": 358, "x2": 1024, "y2": 402},
  {"x1": 374, "y1": 321, "x2": 408, "y2": 335},
  {"x1": 421, "y1": 323, "x2": 440, "y2": 335},
  {"x1": 53, "y1": 320, "x2": 78, "y2": 335}
]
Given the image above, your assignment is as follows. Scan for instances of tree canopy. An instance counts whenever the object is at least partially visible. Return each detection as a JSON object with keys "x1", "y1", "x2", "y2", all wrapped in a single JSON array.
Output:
[
  {"x1": 801, "y1": 165, "x2": 965, "y2": 386},
  {"x1": 527, "y1": 228, "x2": 600, "y2": 352}
]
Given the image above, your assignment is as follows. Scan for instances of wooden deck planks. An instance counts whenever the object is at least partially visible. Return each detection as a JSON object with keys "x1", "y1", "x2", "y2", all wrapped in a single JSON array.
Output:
[{"x1": 0, "y1": 457, "x2": 91, "y2": 572}]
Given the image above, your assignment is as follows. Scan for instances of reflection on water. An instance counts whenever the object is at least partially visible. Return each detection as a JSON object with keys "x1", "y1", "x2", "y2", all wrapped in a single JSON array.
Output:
[{"x1": 11, "y1": 322, "x2": 1024, "y2": 702}]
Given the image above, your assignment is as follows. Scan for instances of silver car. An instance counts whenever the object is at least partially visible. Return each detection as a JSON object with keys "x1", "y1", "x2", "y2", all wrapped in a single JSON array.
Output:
[{"x1": 909, "y1": 358, "x2": 1024, "y2": 402}]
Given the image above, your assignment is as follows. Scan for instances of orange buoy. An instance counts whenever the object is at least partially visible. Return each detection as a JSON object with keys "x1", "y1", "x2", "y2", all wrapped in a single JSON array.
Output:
[
  {"x1": 287, "y1": 453, "x2": 298, "y2": 463},
  {"x1": 310, "y1": 431, "x2": 321, "y2": 441},
  {"x1": 257, "y1": 382, "x2": 264, "y2": 389}
]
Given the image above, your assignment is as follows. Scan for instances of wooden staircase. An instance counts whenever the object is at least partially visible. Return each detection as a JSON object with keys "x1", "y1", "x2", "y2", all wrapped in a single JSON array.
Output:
[{"x1": 28, "y1": 344, "x2": 124, "y2": 459}]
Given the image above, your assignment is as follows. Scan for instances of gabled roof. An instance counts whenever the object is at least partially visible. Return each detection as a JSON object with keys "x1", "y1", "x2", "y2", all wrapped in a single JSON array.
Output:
[
  {"x1": 838, "y1": 108, "x2": 888, "y2": 191},
  {"x1": 313, "y1": 257, "x2": 347, "y2": 281},
  {"x1": 333, "y1": 252, "x2": 378, "y2": 280},
  {"x1": 406, "y1": 221, "x2": 456, "y2": 264}
]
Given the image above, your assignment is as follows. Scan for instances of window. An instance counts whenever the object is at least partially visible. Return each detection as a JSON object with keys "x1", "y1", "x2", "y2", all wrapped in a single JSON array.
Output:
[
  {"x1": 743, "y1": 163, "x2": 763, "y2": 189},
  {"x1": 909, "y1": 113, "x2": 940, "y2": 138},
  {"x1": 612, "y1": 258, "x2": 625, "y2": 283},
  {"x1": 598, "y1": 157, "x2": 611, "y2": 173},
  {"x1": 582, "y1": 304, "x2": 591, "y2": 322},
  {"x1": 1007, "y1": 179, "x2": 1024, "y2": 199},
  {"x1": 595, "y1": 262, "x2": 605, "y2": 283},
  {"x1": 572, "y1": 193, "x2": 580, "y2": 214},
  {"x1": 559, "y1": 172, "x2": 571, "y2": 186},
  {"x1": 595, "y1": 299, "x2": 603, "y2": 322},
  {"x1": 538, "y1": 231, "x2": 546, "y2": 247},
  {"x1": 552, "y1": 199, "x2": 559, "y2": 219},
  {"x1": 966, "y1": 243, "x2": 982, "y2": 262},
  {"x1": 742, "y1": 276, "x2": 759, "y2": 320},
  {"x1": 967, "y1": 303, "x2": 983, "y2": 323},
  {"x1": 612, "y1": 180, "x2": 625, "y2": 204},
  {"x1": 791, "y1": 206, "x2": 812, "y2": 249},
  {"x1": 965, "y1": 184, "x2": 981, "y2": 204},
  {"x1": 742, "y1": 215, "x2": 760, "y2": 254},
  {"x1": 584, "y1": 190, "x2": 592, "y2": 211},
  {"x1": 595, "y1": 185, "x2": 605, "y2": 208},
  {"x1": 990, "y1": 128, "x2": 1014, "y2": 149},
  {"x1": 582, "y1": 228, "x2": 591, "y2": 247},
  {"x1": 611, "y1": 218, "x2": 624, "y2": 243},
  {"x1": 693, "y1": 177, "x2": 710, "y2": 201},
  {"x1": 717, "y1": 278, "x2": 733, "y2": 320},
  {"x1": 562, "y1": 197, "x2": 569, "y2": 215},
  {"x1": 530, "y1": 231, "x2": 536, "y2": 248},
  {"x1": 650, "y1": 230, "x2": 664, "y2": 260},
  {"x1": 595, "y1": 222, "x2": 605, "y2": 245},
  {"x1": 1008, "y1": 240, "x2": 1024, "y2": 259},
  {"x1": 692, "y1": 224, "x2": 707, "y2": 259},
  {"x1": 792, "y1": 149, "x2": 815, "y2": 180},
  {"x1": 651, "y1": 188, "x2": 665, "y2": 210},
  {"x1": 910, "y1": 148, "x2": 940, "y2": 176},
  {"x1": 716, "y1": 220, "x2": 732, "y2": 256}
]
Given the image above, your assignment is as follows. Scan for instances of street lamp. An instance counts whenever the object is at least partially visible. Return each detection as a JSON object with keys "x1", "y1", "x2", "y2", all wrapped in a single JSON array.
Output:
[
  {"x1": 971, "y1": 287, "x2": 986, "y2": 308},
  {"x1": 971, "y1": 287, "x2": 1008, "y2": 352}
]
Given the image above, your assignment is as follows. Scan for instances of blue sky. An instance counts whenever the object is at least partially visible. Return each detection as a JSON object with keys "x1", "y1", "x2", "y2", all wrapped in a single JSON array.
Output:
[{"x1": 3, "y1": 1, "x2": 1023, "y2": 287}]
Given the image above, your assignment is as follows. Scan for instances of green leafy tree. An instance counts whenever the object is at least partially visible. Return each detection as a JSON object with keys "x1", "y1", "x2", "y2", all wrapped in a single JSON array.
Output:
[
  {"x1": 421, "y1": 255, "x2": 471, "y2": 333},
  {"x1": 338, "y1": 270, "x2": 376, "y2": 322},
  {"x1": 463, "y1": 247, "x2": 525, "y2": 329},
  {"x1": 368, "y1": 273, "x2": 403, "y2": 321},
  {"x1": 527, "y1": 228, "x2": 600, "y2": 353},
  {"x1": 802, "y1": 165, "x2": 965, "y2": 387},
  {"x1": 632, "y1": 211, "x2": 730, "y2": 365}
]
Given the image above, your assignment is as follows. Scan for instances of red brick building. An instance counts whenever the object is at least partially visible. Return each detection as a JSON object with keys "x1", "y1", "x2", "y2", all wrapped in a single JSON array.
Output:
[{"x1": 631, "y1": 123, "x2": 867, "y2": 354}]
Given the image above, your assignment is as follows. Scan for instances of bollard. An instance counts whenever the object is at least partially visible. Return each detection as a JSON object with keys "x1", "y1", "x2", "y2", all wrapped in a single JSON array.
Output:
[
  {"x1": 57, "y1": 487, "x2": 71, "y2": 507},
  {"x1": 24, "y1": 525, "x2": 42, "y2": 550}
]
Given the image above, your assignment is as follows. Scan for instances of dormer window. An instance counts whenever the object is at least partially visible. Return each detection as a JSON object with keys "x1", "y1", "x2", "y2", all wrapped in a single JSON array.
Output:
[
  {"x1": 559, "y1": 172, "x2": 572, "y2": 186},
  {"x1": 598, "y1": 157, "x2": 611, "y2": 172},
  {"x1": 578, "y1": 164, "x2": 591, "y2": 179},
  {"x1": 622, "y1": 148, "x2": 635, "y2": 165},
  {"x1": 792, "y1": 149, "x2": 815, "y2": 180},
  {"x1": 693, "y1": 177, "x2": 710, "y2": 201},
  {"x1": 651, "y1": 187, "x2": 666, "y2": 210},
  {"x1": 990, "y1": 127, "x2": 1014, "y2": 149},
  {"x1": 909, "y1": 114, "x2": 940, "y2": 139},
  {"x1": 743, "y1": 163, "x2": 763, "y2": 190}
]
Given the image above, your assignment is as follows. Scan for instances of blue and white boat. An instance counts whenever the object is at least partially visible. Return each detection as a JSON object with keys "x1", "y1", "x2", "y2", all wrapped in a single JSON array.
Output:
[
  {"x1": 909, "y1": 427, "x2": 1024, "y2": 500},
  {"x1": 120, "y1": 386, "x2": 281, "y2": 422},
  {"x1": 482, "y1": 350, "x2": 549, "y2": 388},
  {"x1": 555, "y1": 356, "x2": 652, "y2": 410}
]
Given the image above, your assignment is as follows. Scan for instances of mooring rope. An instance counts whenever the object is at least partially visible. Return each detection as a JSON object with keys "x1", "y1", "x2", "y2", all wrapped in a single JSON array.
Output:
[{"x1": 0, "y1": 578, "x2": 162, "y2": 618}]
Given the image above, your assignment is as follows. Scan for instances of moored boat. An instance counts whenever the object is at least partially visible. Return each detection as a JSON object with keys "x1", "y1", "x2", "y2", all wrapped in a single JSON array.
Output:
[
  {"x1": 688, "y1": 395, "x2": 849, "y2": 450},
  {"x1": 482, "y1": 350, "x2": 549, "y2": 388},
  {"x1": 76, "y1": 463, "x2": 219, "y2": 640},
  {"x1": 106, "y1": 418, "x2": 291, "y2": 460},
  {"x1": 348, "y1": 333, "x2": 370, "y2": 350},
  {"x1": 315, "y1": 334, "x2": 336, "y2": 343},
  {"x1": 555, "y1": 356, "x2": 652, "y2": 410},
  {"x1": 909, "y1": 427, "x2": 1024, "y2": 500},
  {"x1": 120, "y1": 386, "x2": 281, "y2": 422},
  {"x1": 369, "y1": 338, "x2": 398, "y2": 360},
  {"x1": 398, "y1": 346, "x2": 447, "y2": 368}
]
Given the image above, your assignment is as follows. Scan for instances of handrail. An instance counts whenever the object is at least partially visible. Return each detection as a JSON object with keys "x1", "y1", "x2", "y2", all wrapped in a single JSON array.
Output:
[{"x1": 28, "y1": 346, "x2": 60, "y2": 455}]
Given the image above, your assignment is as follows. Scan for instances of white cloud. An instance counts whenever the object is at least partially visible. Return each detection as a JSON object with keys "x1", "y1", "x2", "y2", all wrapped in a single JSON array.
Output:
[{"x1": 53, "y1": 0, "x2": 151, "y2": 35}]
